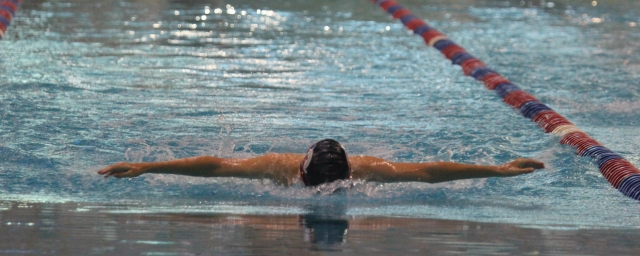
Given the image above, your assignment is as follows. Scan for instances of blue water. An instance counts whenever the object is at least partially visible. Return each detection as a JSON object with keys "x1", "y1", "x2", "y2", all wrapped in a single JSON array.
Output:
[{"x1": 1, "y1": 0, "x2": 640, "y2": 229}]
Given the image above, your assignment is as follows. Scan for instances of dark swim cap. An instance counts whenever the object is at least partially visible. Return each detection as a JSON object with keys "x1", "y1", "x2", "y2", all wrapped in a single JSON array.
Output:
[{"x1": 299, "y1": 139, "x2": 351, "y2": 186}]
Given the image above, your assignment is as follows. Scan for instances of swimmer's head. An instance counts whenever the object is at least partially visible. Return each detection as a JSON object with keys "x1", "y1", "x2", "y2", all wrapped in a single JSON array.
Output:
[{"x1": 299, "y1": 139, "x2": 351, "y2": 186}]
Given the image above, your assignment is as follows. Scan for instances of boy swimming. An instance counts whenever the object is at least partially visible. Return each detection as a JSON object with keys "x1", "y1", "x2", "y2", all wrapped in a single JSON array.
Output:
[{"x1": 98, "y1": 139, "x2": 544, "y2": 186}]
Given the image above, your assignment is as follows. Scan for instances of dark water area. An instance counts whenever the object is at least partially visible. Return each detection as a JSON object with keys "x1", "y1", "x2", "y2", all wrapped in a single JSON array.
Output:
[{"x1": 2, "y1": 200, "x2": 640, "y2": 255}]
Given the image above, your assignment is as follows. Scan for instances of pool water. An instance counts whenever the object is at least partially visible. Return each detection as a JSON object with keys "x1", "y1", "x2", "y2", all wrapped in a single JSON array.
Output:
[{"x1": 1, "y1": 0, "x2": 640, "y2": 253}]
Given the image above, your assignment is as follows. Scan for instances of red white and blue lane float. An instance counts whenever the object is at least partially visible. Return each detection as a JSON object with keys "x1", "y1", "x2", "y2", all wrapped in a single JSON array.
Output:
[
  {"x1": 371, "y1": 0, "x2": 640, "y2": 200},
  {"x1": 0, "y1": 0, "x2": 21, "y2": 40}
]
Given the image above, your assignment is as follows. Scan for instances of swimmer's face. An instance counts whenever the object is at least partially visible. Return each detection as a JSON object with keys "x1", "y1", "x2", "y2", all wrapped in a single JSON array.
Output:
[{"x1": 300, "y1": 139, "x2": 351, "y2": 186}]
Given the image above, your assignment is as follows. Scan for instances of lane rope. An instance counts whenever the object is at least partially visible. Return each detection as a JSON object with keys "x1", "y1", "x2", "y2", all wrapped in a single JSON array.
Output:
[
  {"x1": 0, "y1": 0, "x2": 22, "y2": 40},
  {"x1": 371, "y1": 0, "x2": 640, "y2": 201}
]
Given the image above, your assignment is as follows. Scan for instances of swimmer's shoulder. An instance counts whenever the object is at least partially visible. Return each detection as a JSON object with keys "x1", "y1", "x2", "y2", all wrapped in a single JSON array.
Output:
[
  {"x1": 259, "y1": 153, "x2": 305, "y2": 161},
  {"x1": 348, "y1": 155, "x2": 394, "y2": 180},
  {"x1": 348, "y1": 155, "x2": 388, "y2": 165},
  {"x1": 249, "y1": 153, "x2": 304, "y2": 186}
]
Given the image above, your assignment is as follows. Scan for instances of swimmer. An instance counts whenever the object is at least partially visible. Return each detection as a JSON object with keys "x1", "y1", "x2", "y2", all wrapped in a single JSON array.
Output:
[{"x1": 98, "y1": 139, "x2": 544, "y2": 186}]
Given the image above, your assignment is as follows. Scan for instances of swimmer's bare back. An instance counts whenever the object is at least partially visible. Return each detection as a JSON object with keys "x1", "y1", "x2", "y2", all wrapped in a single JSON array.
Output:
[{"x1": 97, "y1": 154, "x2": 544, "y2": 186}]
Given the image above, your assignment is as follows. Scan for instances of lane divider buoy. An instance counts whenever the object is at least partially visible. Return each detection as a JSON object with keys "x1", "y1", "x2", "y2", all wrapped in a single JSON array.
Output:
[
  {"x1": 0, "y1": 0, "x2": 22, "y2": 40},
  {"x1": 371, "y1": 0, "x2": 640, "y2": 200}
]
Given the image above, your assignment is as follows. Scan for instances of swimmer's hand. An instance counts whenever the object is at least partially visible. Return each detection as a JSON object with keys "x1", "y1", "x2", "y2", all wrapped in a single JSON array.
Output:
[
  {"x1": 97, "y1": 162, "x2": 147, "y2": 178},
  {"x1": 497, "y1": 158, "x2": 545, "y2": 177}
]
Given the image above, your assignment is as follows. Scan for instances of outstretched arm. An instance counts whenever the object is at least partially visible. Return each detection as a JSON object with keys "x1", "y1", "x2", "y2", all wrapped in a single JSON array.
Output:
[
  {"x1": 350, "y1": 157, "x2": 544, "y2": 183},
  {"x1": 97, "y1": 154, "x2": 304, "y2": 185}
]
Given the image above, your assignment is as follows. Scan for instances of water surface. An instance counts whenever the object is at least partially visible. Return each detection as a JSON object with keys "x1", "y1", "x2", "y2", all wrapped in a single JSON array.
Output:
[{"x1": 1, "y1": 0, "x2": 640, "y2": 253}]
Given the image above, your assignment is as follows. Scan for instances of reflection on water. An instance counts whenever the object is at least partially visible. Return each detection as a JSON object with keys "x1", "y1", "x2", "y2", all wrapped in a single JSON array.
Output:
[
  {"x1": 2, "y1": 201, "x2": 640, "y2": 255},
  {"x1": 301, "y1": 202, "x2": 350, "y2": 247}
]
